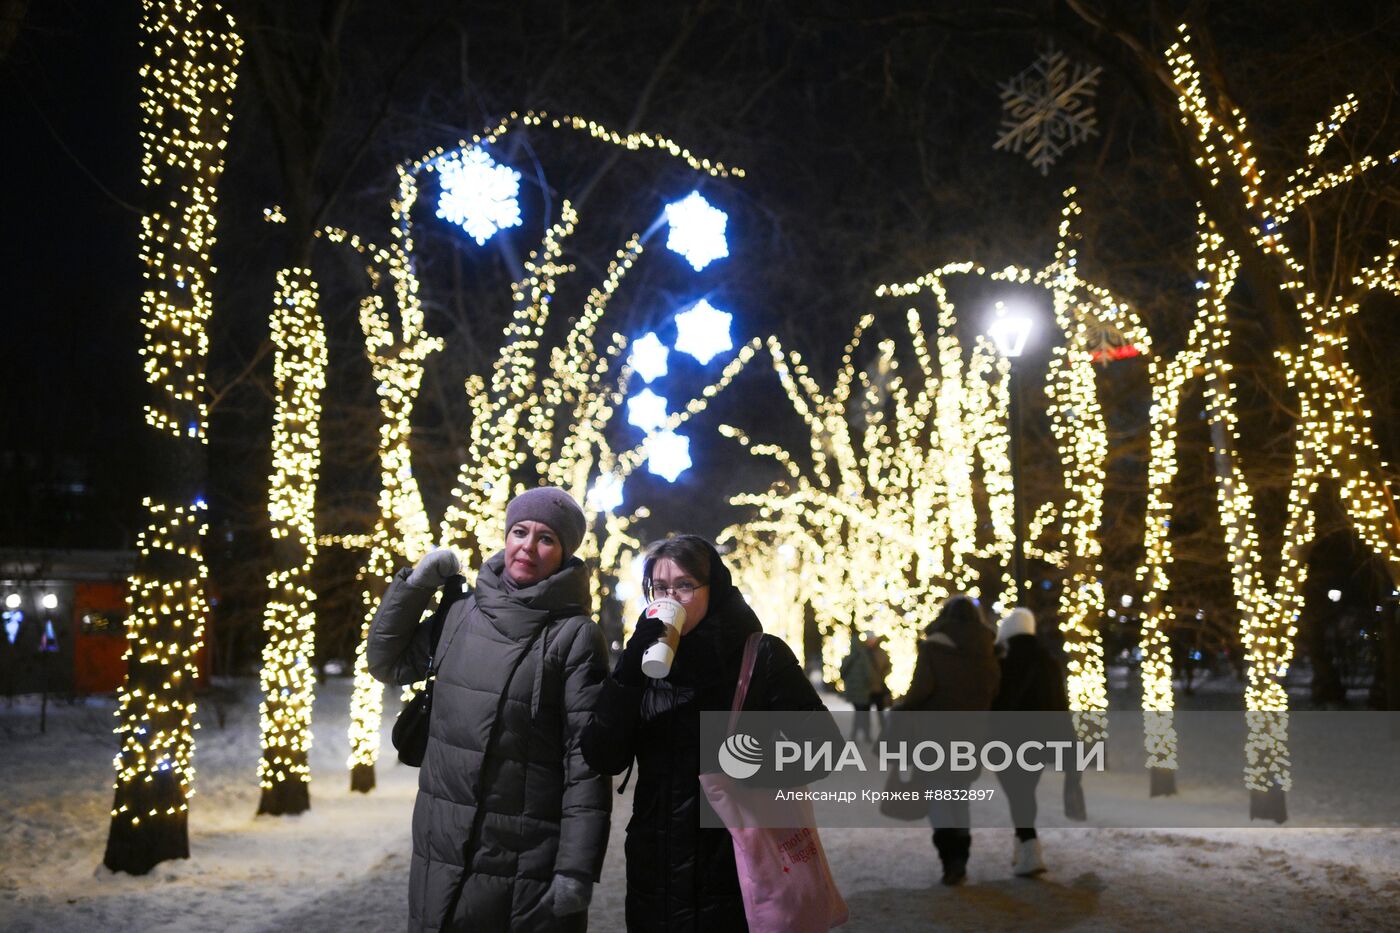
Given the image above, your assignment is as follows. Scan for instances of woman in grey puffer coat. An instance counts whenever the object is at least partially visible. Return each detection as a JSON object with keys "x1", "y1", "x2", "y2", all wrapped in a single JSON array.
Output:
[{"x1": 368, "y1": 487, "x2": 611, "y2": 933}]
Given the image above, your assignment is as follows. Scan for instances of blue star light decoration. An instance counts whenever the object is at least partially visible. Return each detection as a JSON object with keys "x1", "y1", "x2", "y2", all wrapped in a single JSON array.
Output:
[
  {"x1": 435, "y1": 147, "x2": 523, "y2": 245},
  {"x1": 628, "y1": 332, "x2": 670, "y2": 382},
  {"x1": 664, "y1": 191, "x2": 729, "y2": 271},
  {"x1": 645, "y1": 430, "x2": 693, "y2": 482},
  {"x1": 586, "y1": 473, "x2": 625, "y2": 513},
  {"x1": 674, "y1": 299, "x2": 734, "y2": 364},
  {"x1": 627, "y1": 389, "x2": 670, "y2": 433}
]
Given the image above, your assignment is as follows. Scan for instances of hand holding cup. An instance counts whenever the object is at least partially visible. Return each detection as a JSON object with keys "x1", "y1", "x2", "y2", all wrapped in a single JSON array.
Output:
[{"x1": 640, "y1": 597, "x2": 687, "y2": 679}]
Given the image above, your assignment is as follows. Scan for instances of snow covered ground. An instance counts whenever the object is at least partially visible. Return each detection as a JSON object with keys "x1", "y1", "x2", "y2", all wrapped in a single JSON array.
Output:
[{"x1": 2, "y1": 676, "x2": 1398, "y2": 932}]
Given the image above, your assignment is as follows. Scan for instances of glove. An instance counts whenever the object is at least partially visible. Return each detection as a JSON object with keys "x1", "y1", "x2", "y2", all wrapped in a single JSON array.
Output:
[
  {"x1": 615, "y1": 617, "x2": 666, "y2": 687},
  {"x1": 407, "y1": 547, "x2": 460, "y2": 589},
  {"x1": 548, "y1": 873, "x2": 592, "y2": 916}
]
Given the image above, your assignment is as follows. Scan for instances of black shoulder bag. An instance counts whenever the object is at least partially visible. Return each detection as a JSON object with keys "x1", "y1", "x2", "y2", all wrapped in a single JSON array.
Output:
[{"x1": 392, "y1": 574, "x2": 467, "y2": 767}]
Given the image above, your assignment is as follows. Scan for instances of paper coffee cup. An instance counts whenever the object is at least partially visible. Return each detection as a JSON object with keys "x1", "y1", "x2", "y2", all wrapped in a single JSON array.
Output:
[{"x1": 641, "y1": 597, "x2": 686, "y2": 679}]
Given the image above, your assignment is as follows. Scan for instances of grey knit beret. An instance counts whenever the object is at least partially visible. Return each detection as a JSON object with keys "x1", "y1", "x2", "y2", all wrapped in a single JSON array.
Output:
[{"x1": 505, "y1": 486, "x2": 587, "y2": 559}]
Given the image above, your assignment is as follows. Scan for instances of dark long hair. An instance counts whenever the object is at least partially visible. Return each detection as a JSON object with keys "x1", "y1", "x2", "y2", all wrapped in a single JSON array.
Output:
[
  {"x1": 642, "y1": 535, "x2": 714, "y2": 600},
  {"x1": 927, "y1": 593, "x2": 987, "y2": 635}
]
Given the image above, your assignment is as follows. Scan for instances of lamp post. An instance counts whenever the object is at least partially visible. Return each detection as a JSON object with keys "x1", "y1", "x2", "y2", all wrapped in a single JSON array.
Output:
[{"x1": 988, "y1": 301, "x2": 1035, "y2": 607}]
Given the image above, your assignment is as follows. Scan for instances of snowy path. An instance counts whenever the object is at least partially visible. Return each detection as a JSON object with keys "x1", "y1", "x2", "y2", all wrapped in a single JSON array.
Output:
[{"x1": 2, "y1": 679, "x2": 1398, "y2": 932}]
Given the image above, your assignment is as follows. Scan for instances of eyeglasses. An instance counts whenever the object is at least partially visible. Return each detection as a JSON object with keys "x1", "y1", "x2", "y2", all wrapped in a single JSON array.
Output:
[{"x1": 646, "y1": 581, "x2": 707, "y2": 601}]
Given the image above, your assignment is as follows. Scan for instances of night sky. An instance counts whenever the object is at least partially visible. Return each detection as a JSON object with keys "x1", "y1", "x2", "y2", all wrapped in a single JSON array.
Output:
[{"x1": 2, "y1": 2, "x2": 144, "y2": 547}]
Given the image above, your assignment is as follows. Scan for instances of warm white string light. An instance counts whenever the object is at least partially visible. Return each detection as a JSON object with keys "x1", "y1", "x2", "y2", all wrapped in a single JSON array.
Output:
[
  {"x1": 257, "y1": 270, "x2": 325, "y2": 813},
  {"x1": 324, "y1": 229, "x2": 442, "y2": 790},
  {"x1": 877, "y1": 218, "x2": 1151, "y2": 725},
  {"x1": 107, "y1": 0, "x2": 241, "y2": 871},
  {"x1": 1163, "y1": 25, "x2": 1400, "y2": 805},
  {"x1": 720, "y1": 306, "x2": 1021, "y2": 695}
]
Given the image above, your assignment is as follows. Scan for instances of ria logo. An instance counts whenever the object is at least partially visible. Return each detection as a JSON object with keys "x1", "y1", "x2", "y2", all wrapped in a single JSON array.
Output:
[{"x1": 718, "y1": 732, "x2": 763, "y2": 779}]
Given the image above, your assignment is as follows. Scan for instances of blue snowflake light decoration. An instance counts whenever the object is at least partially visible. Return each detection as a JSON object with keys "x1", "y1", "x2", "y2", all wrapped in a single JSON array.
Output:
[
  {"x1": 674, "y1": 299, "x2": 734, "y2": 364},
  {"x1": 435, "y1": 147, "x2": 523, "y2": 245},
  {"x1": 645, "y1": 430, "x2": 693, "y2": 482},
  {"x1": 664, "y1": 191, "x2": 729, "y2": 271},
  {"x1": 586, "y1": 473, "x2": 625, "y2": 513},
  {"x1": 627, "y1": 389, "x2": 670, "y2": 433},
  {"x1": 628, "y1": 332, "x2": 670, "y2": 382}
]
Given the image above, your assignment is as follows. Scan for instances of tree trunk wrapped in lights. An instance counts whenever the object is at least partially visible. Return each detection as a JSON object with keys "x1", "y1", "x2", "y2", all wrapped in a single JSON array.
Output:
[
  {"x1": 1034, "y1": 196, "x2": 1149, "y2": 744},
  {"x1": 271, "y1": 217, "x2": 441, "y2": 794},
  {"x1": 105, "y1": 0, "x2": 241, "y2": 875},
  {"x1": 1130, "y1": 223, "x2": 1232, "y2": 797},
  {"x1": 1164, "y1": 26, "x2": 1400, "y2": 820},
  {"x1": 344, "y1": 270, "x2": 441, "y2": 793},
  {"x1": 257, "y1": 269, "x2": 325, "y2": 815}
]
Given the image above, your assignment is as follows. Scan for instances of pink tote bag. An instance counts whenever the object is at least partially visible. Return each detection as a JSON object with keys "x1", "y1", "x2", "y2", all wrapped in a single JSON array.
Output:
[{"x1": 699, "y1": 633, "x2": 849, "y2": 932}]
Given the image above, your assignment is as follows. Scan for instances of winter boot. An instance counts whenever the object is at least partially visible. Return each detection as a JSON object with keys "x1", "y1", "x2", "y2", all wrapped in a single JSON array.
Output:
[
  {"x1": 934, "y1": 828, "x2": 970, "y2": 885},
  {"x1": 940, "y1": 856, "x2": 968, "y2": 886},
  {"x1": 1013, "y1": 837, "x2": 1046, "y2": 877}
]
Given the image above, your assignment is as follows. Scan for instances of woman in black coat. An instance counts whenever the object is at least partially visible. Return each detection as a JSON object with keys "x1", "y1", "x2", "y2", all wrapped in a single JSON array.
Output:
[
  {"x1": 581, "y1": 535, "x2": 834, "y2": 932},
  {"x1": 991, "y1": 607, "x2": 1075, "y2": 877}
]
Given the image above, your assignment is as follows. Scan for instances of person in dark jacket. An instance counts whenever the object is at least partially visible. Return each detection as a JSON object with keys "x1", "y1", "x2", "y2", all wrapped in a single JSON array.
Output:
[
  {"x1": 581, "y1": 535, "x2": 835, "y2": 932},
  {"x1": 367, "y1": 487, "x2": 610, "y2": 933},
  {"x1": 991, "y1": 607, "x2": 1075, "y2": 877},
  {"x1": 839, "y1": 632, "x2": 877, "y2": 741},
  {"x1": 894, "y1": 594, "x2": 1000, "y2": 885},
  {"x1": 868, "y1": 634, "x2": 892, "y2": 729}
]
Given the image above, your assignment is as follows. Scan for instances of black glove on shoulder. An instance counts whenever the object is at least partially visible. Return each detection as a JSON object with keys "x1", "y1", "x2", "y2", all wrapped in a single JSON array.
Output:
[{"x1": 616, "y1": 617, "x2": 666, "y2": 688}]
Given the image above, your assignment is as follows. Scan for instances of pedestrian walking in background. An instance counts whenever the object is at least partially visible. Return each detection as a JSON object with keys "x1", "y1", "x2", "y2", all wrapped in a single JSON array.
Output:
[
  {"x1": 367, "y1": 487, "x2": 610, "y2": 933},
  {"x1": 991, "y1": 607, "x2": 1079, "y2": 877},
  {"x1": 839, "y1": 631, "x2": 877, "y2": 742},
  {"x1": 866, "y1": 632, "x2": 892, "y2": 732},
  {"x1": 581, "y1": 535, "x2": 840, "y2": 932},
  {"x1": 841, "y1": 631, "x2": 892, "y2": 742},
  {"x1": 893, "y1": 595, "x2": 1000, "y2": 886}
]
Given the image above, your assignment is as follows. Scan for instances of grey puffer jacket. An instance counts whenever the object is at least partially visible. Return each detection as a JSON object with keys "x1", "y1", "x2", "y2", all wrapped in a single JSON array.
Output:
[{"x1": 367, "y1": 552, "x2": 611, "y2": 933}]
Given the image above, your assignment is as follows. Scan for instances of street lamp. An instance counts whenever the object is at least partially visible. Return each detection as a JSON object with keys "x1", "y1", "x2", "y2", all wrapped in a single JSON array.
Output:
[{"x1": 988, "y1": 300, "x2": 1035, "y2": 606}]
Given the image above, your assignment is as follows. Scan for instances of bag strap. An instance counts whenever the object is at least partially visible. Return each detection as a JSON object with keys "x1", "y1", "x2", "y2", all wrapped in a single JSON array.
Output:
[
  {"x1": 426, "y1": 574, "x2": 468, "y2": 677},
  {"x1": 616, "y1": 760, "x2": 635, "y2": 795},
  {"x1": 726, "y1": 632, "x2": 764, "y2": 735}
]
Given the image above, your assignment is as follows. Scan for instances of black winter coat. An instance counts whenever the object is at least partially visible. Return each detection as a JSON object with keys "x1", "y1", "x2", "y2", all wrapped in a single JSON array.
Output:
[
  {"x1": 990, "y1": 633, "x2": 1075, "y2": 766},
  {"x1": 992, "y1": 634, "x2": 1070, "y2": 712},
  {"x1": 580, "y1": 542, "x2": 831, "y2": 933}
]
